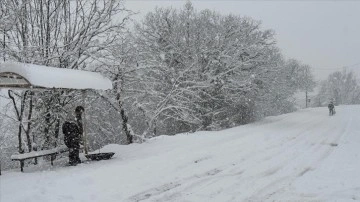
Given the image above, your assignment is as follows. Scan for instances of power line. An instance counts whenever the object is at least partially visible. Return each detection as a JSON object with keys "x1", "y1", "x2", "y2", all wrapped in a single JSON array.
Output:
[
  {"x1": 344, "y1": 62, "x2": 360, "y2": 68},
  {"x1": 312, "y1": 62, "x2": 360, "y2": 70}
]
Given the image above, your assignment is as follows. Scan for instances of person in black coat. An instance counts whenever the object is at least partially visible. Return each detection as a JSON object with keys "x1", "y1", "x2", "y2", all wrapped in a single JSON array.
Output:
[
  {"x1": 62, "y1": 121, "x2": 81, "y2": 165},
  {"x1": 328, "y1": 101, "x2": 335, "y2": 116},
  {"x1": 62, "y1": 106, "x2": 84, "y2": 166}
]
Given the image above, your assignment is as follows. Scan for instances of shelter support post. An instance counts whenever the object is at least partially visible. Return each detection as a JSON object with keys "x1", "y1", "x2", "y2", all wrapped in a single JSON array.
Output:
[
  {"x1": 20, "y1": 160, "x2": 24, "y2": 172},
  {"x1": 82, "y1": 90, "x2": 88, "y2": 155}
]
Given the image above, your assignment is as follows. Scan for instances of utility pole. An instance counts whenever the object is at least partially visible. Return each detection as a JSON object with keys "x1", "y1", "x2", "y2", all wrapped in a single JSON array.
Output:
[
  {"x1": 305, "y1": 90, "x2": 308, "y2": 108},
  {"x1": 305, "y1": 67, "x2": 309, "y2": 108}
]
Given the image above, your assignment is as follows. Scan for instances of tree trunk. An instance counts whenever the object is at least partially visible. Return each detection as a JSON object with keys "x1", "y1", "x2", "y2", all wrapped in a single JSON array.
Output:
[
  {"x1": 8, "y1": 90, "x2": 28, "y2": 154},
  {"x1": 116, "y1": 92, "x2": 132, "y2": 144},
  {"x1": 25, "y1": 91, "x2": 34, "y2": 152},
  {"x1": 43, "y1": 108, "x2": 51, "y2": 149},
  {"x1": 53, "y1": 118, "x2": 60, "y2": 147},
  {"x1": 17, "y1": 123, "x2": 23, "y2": 154},
  {"x1": 120, "y1": 108, "x2": 132, "y2": 144},
  {"x1": 21, "y1": 0, "x2": 28, "y2": 62}
]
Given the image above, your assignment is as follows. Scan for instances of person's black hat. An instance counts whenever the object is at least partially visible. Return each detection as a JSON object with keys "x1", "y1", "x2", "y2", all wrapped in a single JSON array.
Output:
[{"x1": 75, "y1": 106, "x2": 85, "y2": 114}]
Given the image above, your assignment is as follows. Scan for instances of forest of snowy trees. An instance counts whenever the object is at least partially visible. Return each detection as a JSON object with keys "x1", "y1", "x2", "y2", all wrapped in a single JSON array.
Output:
[
  {"x1": 312, "y1": 70, "x2": 360, "y2": 107},
  {"x1": 1, "y1": 0, "x2": 358, "y2": 171}
]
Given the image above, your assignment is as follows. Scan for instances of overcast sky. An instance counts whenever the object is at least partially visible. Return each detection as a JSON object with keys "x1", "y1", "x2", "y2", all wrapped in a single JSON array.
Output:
[{"x1": 124, "y1": 0, "x2": 360, "y2": 81}]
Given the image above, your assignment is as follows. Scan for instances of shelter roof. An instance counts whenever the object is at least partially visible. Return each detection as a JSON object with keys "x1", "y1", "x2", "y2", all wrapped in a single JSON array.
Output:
[{"x1": 0, "y1": 62, "x2": 112, "y2": 90}]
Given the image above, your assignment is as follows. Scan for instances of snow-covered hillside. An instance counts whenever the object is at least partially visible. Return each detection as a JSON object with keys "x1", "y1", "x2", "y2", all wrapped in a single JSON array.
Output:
[{"x1": 1, "y1": 105, "x2": 360, "y2": 202}]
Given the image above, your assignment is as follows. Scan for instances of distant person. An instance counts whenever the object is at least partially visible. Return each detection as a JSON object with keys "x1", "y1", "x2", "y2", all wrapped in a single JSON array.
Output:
[{"x1": 328, "y1": 101, "x2": 335, "y2": 116}]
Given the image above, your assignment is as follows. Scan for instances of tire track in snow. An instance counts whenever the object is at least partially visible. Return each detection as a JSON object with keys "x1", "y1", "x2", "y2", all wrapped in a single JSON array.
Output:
[
  {"x1": 177, "y1": 112, "x2": 334, "y2": 201},
  {"x1": 253, "y1": 109, "x2": 355, "y2": 201},
  {"x1": 150, "y1": 116, "x2": 329, "y2": 202},
  {"x1": 240, "y1": 111, "x2": 346, "y2": 201},
  {"x1": 129, "y1": 108, "x2": 354, "y2": 202},
  {"x1": 126, "y1": 167, "x2": 230, "y2": 202},
  {"x1": 127, "y1": 182, "x2": 182, "y2": 202},
  {"x1": 243, "y1": 113, "x2": 346, "y2": 201},
  {"x1": 144, "y1": 113, "x2": 326, "y2": 201}
]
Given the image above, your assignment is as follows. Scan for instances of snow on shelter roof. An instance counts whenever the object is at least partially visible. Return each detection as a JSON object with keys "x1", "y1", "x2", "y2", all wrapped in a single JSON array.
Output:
[{"x1": 0, "y1": 62, "x2": 112, "y2": 90}]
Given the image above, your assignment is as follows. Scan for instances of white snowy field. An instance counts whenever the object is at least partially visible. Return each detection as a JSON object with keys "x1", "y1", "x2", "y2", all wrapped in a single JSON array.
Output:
[{"x1": 1, "y1": 105, "x2": 360, "y2": 202}]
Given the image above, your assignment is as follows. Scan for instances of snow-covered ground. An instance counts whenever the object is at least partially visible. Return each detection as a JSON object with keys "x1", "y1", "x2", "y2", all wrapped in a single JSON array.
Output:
[{"x1": 1, "y1": 105, "x2": 360, "y2": 202}]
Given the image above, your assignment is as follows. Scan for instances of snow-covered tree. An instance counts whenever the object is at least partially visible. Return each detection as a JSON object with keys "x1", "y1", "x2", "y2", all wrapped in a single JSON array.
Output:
[
  {"x1": 132, "y1": 2, "x2": 315, "y2": 135},
  {"x1": 314, "y1": 70, "x2": 360, "y2": 106},
  {"x1": 90, "y1": 32, "x2": 143, "y2": 144}
]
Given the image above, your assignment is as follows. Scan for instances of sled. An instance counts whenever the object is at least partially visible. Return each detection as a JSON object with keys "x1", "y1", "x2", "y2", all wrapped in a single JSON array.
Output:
[{"x1": 85, "y1": 152, "x2": 115, "y2": 161}]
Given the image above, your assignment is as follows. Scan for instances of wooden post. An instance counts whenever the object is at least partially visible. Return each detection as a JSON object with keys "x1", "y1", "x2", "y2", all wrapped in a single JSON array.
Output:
[
  {"x1": 82, "y1": 90, "x2": 88, "y2": 154},
  {"x1": 20, "y1": 160, "x2": 24, "y2": 172},
  {"x1": 51, "y1": 154, "x2": 54, "y2": 166}
]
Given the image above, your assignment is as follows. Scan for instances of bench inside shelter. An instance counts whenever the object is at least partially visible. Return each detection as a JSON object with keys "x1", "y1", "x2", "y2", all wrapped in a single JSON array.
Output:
[{"x1": 11, "y1": 145, "x2": 71, "y2": 172}]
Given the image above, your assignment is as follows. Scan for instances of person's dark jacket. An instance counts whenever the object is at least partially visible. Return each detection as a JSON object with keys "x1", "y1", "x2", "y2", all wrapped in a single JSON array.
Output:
[{"x1": 62, "y1": 121, "x2": 81, "y2": 149}]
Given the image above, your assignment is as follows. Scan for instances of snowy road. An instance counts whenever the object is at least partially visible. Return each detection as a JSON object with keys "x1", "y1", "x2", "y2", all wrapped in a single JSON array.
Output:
[{"x1": 1, "y1": 106, "x2": 360, "y2": 202}]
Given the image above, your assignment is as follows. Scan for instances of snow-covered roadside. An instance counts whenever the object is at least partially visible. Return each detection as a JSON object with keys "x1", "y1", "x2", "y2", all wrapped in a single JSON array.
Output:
[{"x1": 1, "y1": 106, "x2": 360, "y2": 202}]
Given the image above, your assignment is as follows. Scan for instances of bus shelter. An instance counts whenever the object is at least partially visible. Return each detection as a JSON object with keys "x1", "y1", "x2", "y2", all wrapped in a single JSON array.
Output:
[{"x1": 0, "y1": 61, "x2": 113, "y2": 172}]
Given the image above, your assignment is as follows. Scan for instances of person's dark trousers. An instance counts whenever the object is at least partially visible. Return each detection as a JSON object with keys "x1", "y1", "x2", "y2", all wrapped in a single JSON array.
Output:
[
  {"x1": 69, "y1": 148, "x2": 81, "y2": 165},
  {"x1": 73, "y1": 147, "x2": 81, "y2": 164}
]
